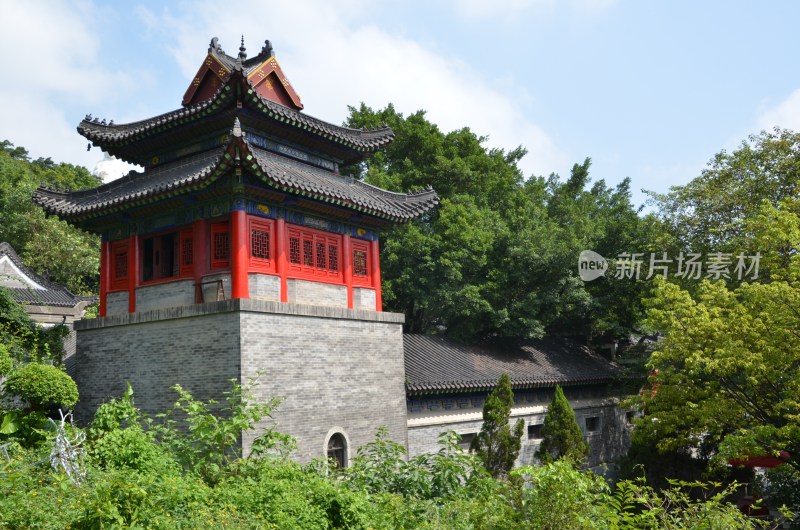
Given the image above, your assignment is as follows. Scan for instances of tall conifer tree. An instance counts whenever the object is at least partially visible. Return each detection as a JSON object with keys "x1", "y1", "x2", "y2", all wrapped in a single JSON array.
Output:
[
  {"x1": 536, "y1": 385, "x2": 589, "y2": 463},
  {"x1": 470, "y1": 373, "x2": 524, "y2": 478}
]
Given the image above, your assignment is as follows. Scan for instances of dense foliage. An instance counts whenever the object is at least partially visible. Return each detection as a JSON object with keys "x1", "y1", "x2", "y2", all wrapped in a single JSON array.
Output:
[
  {"x1": 469, "y1": 373, "x2": 524, "y2": 478},
  {"x1": 346, "y1": 104, "x2": 655, "y2": 343},
  {"x1": 536, "y1": 384, "x2": 590, "y2": 463},
  {"x1": 0, "y1": 140, "x2": 100, "y2": 295},
  {"x1": 0, "y1": 382, "x2": 763, "y2": 529},
  {"x1": 3, "y1": 363, "x2": 78, "y2": 412},
  {"x1": 0, "y1": 287, "x2": 69, "y2": 365}
]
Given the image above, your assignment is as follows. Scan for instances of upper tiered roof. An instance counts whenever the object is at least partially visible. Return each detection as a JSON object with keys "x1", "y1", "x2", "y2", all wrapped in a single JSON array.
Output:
[
  {"x1": 76, "y1": 39, "x2": 395, "y2": 168},
  {"x1": 33, "y1": 37, "x2": 437, "y2": 228}
]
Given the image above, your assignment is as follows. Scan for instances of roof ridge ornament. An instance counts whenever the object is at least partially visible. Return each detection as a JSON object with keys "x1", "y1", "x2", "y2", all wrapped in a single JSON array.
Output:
[
  {"x1": 261, "y1": 40, "x2": 274, "y2": 58},
  {"x1": 209, "y1": 37, "x2": 224, "y2": 55},
  {"x1": 232, "y1": 117, "x2": 242, "y2": 138}
]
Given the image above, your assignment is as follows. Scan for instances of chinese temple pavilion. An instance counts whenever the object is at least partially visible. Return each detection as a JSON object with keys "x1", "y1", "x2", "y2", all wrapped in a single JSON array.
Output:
[
  {"x1": 35, "y1": 37, "x2": 436, "y2": 317},
  {"x1": 32, "y1": 37, "x2": 437, "y2": 463}
]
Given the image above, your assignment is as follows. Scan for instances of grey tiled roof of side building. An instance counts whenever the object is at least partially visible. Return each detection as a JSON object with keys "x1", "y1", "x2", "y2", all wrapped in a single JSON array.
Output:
[
  {"x1": 34, "y1": 140, "x2": 438, "y2": 222},
  {"x1": 0, "y1": 242, "x2": 94, "y2": 308},
  {"x1": 403, "y1": 334, "x2": 621, "y2": 395}
]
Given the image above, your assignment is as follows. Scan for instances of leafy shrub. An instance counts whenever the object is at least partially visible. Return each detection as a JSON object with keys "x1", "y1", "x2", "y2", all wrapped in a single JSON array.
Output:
[
  {"x1": 92, "y1": 426, "x2": 167, "y2": 472},
  {"x1": 3, "y1": 363, "x2": 78, "y2": 411},
  {"x1": 764, "y1": 465, "x2": 800, "y2": 528},
  {"x1": 513, "y1": 460, "x2": 610, "y2": 529},
  {"x1": 0, "y1": 343, "x2": 12, "y2": 376}
]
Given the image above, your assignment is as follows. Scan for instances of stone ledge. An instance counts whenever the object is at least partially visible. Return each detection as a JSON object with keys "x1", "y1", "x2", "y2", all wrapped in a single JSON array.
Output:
[{"x1": 75, "y1": 298, "x2": 404, "y2": 330}]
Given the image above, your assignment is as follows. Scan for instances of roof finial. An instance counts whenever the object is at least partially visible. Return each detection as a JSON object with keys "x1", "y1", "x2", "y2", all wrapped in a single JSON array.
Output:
[
  {"x1": 209, "y1": 37, "x2": 223, "y2": 54},
  {"x1": 238, "y1": 35, "x2": 247, "y2": 61},
  {"x1": 261, "y1": 40, "x2": 274, "y2": 58}
]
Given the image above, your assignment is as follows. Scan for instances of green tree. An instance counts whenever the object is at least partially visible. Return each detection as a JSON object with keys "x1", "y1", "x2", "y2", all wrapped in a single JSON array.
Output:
[
  {"x1": 346, "y1": 104, "x2": 653, "y2": 342},
  {"x1": 632, "y1": 199, "x2": 800, "y2": 474},
  {"x1": 0, "y1": 140, "x2": 100, "y2": 295},
  {"x1": 535, "y1": 385, "x2": 589, "y2": 463},
  {"x1": 648, "y1": 128, "x2": 800, "y2": 259},
  {"x1": 470, "y1": 374, "x2": 524, "y2": 478}
]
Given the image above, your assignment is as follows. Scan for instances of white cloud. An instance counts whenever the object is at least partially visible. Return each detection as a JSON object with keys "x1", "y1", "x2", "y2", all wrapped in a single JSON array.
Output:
[
  {"x1": 757, "y1": 88, "x2": 800, "y2": 131},
  {"x1": 0, "y1": 0, "x2": 133, "y2": 167},
  {"x1": 447, "y1": 0, "x2": 555, "y2": 21},
  {"x1": 137, "y1": 0, "x2": 567, "y2": 178}
]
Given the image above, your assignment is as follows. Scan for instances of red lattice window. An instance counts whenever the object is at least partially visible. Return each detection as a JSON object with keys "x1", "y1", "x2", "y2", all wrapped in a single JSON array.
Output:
[
  {"x1": 114, "y1": 252, "x2": 128, "y2": 279},
  {"x1": 211, "y1": 222, "x2": 230, "y2": 269},
  {"x1": 180, "y1": 230, "x2": 193, "y2": 276},
  {"x1": 287, "y1": 225, "x2": 342, "y2": 281},
  {"x1": 353, "y1": 251, "x2": 367, "y2": 276},
  {"x1": 328, "y1": 245, "x2": 338, "y2": 272},
  {"x1": 251, "y1": 229, "x2": 270, "y2": 259},
  {"x1": 289, "y1": 236, "x2": 301, "y2": 264},
  {"x1": 110, "y1": 241, "x2": 129, "y2": 291},
  {"x1": 249, "y1": 218, "x2": 275, "y2": 272},
  {"x1": 182, "y1": 238, "x2": 193, "y2": 266},
  {"x1": 352, "y1": 240, "x2": 371, "y2": 286},
  {"x1": 315, "y1": 242, "x2": 326, "y2": 269}
]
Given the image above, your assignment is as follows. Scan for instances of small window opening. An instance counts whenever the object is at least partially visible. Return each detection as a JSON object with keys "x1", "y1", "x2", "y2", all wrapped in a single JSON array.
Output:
[
  {"x1": 458, "y1": 432, "x2": 477, "y2": 451},
  {"x1": 327, "y1": 433, "x2": 347, "y2": 468},
  {"x1": 585, "y1": 416, "x2": 600, "y2": 433},
  {"x1": 528, "y1": 424, "x2": 544, "y2": 440}
]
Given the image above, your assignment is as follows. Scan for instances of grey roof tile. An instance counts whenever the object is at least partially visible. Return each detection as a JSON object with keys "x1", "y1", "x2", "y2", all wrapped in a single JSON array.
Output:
[
  {"x1": 34, "y1": 149, "x2": 225, "y2": 218},
  {"x1": 78, "y1": 73, "x2": 393, "y2": 156},
  {"x1": 404, "y1": 334, "x2": 620, "y2": 395},
  {"x1": 0, "y1": 242, "x2": 93, "y2": 308},
  {"x1": 33, "y1": 136, "x2": 438, "y2": 222}
]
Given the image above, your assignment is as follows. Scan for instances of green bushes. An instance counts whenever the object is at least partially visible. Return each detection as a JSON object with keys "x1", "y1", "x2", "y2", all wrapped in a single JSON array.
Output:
[
  {"x1": 3, "y1": 363, "x2": 78, "y2": 411},
  {"x1": 0, "y1": 381, "x2": 773, "y2": 529}
]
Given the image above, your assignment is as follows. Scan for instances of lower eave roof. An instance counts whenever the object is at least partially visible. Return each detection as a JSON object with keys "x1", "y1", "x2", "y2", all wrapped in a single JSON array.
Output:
[
  {"x1": 33, "y1": 133, "x2": 438, "y2": 225},
  {"x1": 404, "y1": 334, "x2": 621, "y2": 395}
]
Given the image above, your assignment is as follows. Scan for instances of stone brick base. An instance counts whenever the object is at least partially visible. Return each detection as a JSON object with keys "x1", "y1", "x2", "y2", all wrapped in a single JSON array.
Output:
[{"x1": 73, "y1": 299, "x2": 407, "y2": 462}]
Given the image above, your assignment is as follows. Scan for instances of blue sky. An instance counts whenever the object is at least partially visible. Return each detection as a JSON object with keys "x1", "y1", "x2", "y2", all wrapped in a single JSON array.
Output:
[{"x1": 2, "y1": 1, "x2": 799, "y2": 208}]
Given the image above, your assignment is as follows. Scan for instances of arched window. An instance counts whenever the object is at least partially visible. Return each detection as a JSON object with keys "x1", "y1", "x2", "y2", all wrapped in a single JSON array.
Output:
[{"x1": 327, "y1": 432, "x2": 347, "y2": 468}]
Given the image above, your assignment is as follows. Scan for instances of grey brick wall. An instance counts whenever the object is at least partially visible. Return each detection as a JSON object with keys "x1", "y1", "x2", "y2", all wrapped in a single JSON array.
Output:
[
  {"x1": 352, "y1": 287, "x2": 376, "y2": 311},
  {"x1": 136, "y1": 279, "x2": 195, "y2": 312},
  {"x1": 73, "y1": 299, "x2": 408, "y2": 464},
  {"x1": 407, "y1": 398, "x2": 629, "y2": 468},
  {"x1": 248, "y1": 273, "x2": 280, "y2": 302},
  {"x1": 106, "y1": 292, "x2": 129, "y2": 315},
  {"x1": 287, "y1": 279, "x2": 347, "y2": 308},
  {"x1": 73, "y1": 304, "x2": 241, "y2": 423},
  {"x1": 239, "y1": 307, "x2": 407, "y2": 462}
]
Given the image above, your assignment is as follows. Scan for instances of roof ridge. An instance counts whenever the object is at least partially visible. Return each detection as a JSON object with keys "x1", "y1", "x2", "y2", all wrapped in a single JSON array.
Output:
[{"x1": 0, "y1": 242, "x2": 75, "y2": 296}]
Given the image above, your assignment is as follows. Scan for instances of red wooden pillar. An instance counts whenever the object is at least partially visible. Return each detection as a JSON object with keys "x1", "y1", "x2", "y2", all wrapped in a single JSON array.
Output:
[
  {"x1": 276, "y1": 217, "x2": 288, "y2": 303},
  {"x1": 371, "y1": 239, "x2": 382, "y2": 312},
  {"x1": 127, "y1": 234, "x2": 139, "y2": 313},
  {"x1": 230, "y1": 210, "x2": 249, "y2": 299},
  {"x1": 192, "y1": 218, "x2": 208, "y2": 302},
  {"x1": 99, "y1": 240, "x2": 109, "y2": 317},
  {"x1": 343, "y1": 234, "x2": 354, "y2": 309}
]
